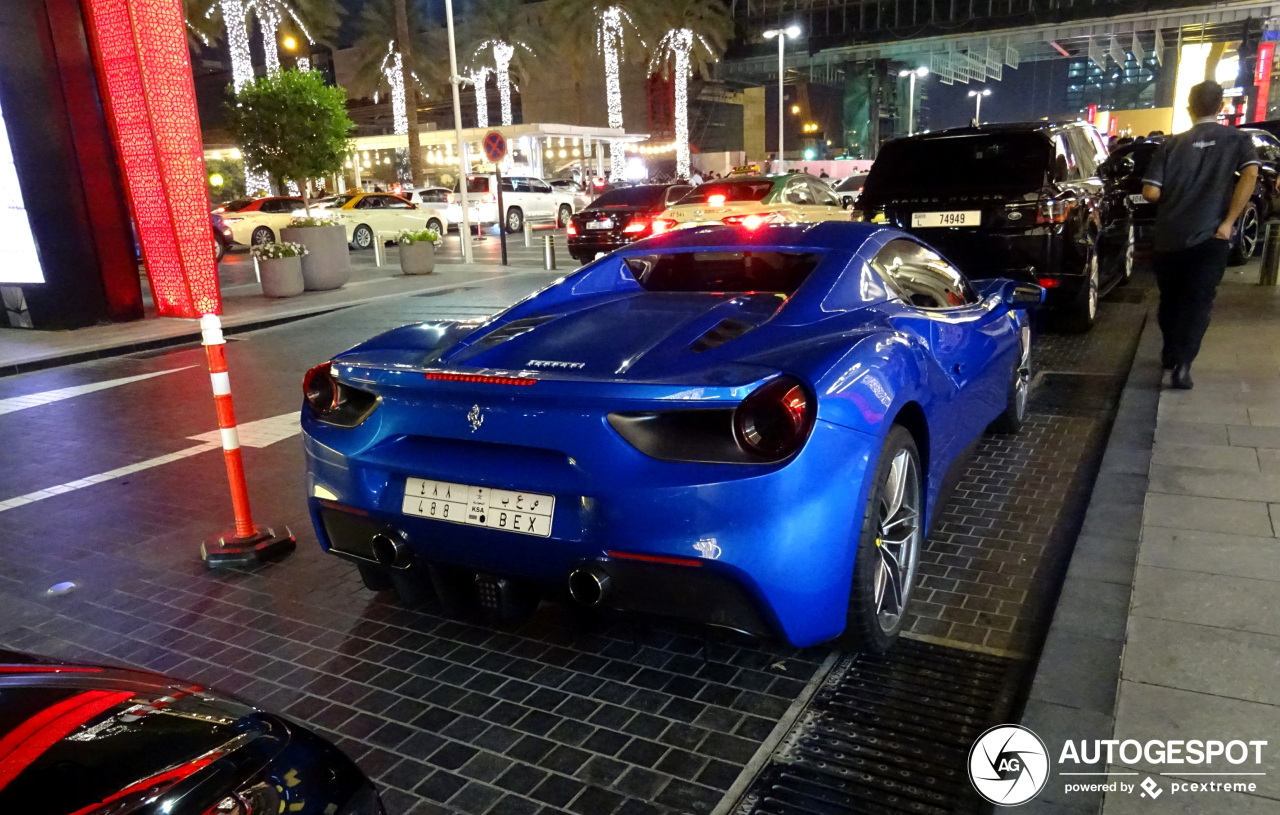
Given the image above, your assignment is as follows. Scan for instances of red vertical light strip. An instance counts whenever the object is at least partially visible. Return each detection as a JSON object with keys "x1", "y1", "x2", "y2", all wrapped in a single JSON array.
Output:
[
  {"x1": 81, "y1": 0, "x2": 220, "y2": 318},
  {"x1": 1256, "y1": 43, "x2": 1275, "y2": 124}
]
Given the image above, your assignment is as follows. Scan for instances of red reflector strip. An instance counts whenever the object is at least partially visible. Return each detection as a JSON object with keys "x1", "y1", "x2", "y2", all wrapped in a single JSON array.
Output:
[
  {"x1": 606, "y1": 550, "x2": 704, "y2": 568},
  {"x1": 1037, "y1": 278, "x2": 1061, "y2": 288},
  {"x1": 319, "y1": 500, "x2": 369, "y2": 516},
  {"x1": 426, "y1": 373, "x2": 537, "y2": 386},
  {"x1": 0, "y1": 666, "x2": 102, "y2": 674}
]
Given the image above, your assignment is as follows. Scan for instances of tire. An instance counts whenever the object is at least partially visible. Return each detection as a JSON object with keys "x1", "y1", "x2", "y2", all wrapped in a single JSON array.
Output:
[
  {"x1": 558, "y1": 205, "x2": 574, "y2": 229},
  {"x1": 1229, "y1": 199, "x2": 1260, "y2": 266},
  {"x1": 426, "y1": 218, "x2": 444, "y2": 235},
  {"x1": 505, "y1": 207, "x2": 524, "y2": 234},
  {"x1": 250, "y1": 226, "x2": 274, "y2": 246},
  {"x1": 213, "y1": 235, "x2": 226, "y2": 263},
  {"x1": 1061, "y1": 239, "x2": 1099, "y2": 334},
  {"x1": 989, "y1": 323, "x2": 1032, "y2": 434},
  {"x1": 837, "y1": 424, "x2": 924, "y2": 653},
  {"x1": 351, "y1": 223, "x2": 374, "y2": 250}
]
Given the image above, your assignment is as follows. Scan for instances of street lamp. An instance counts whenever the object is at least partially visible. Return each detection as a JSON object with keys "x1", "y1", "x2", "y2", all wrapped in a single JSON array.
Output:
[
  {"x1": 969, "y1": 87, "x2": 992, "y2": 125},
  {"x1": 762, "y1": 25, "x2": 801, "y2": 170},
  {"x1": 897, "y1": 66, "x2": 929, "y2": 136}
]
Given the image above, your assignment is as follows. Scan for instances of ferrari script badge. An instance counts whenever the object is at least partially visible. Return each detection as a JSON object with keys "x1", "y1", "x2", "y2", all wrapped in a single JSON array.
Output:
[{"x1": 467, "y1": 405, "x2": 484, "y2": 432}]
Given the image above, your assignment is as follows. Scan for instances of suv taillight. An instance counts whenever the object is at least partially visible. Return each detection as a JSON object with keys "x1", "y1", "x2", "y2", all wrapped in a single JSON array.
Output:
[
  {"x1": 733, "y1": 376, "x2": 814, "y2": 460},
  {"x1": 1037, "y1": 198, "x2": 1077, "y2": 224}
]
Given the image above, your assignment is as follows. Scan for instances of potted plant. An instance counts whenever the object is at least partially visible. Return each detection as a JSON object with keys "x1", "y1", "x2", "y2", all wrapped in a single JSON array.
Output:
[
  {"x1": 252, "y1": 241, "x2": 308, "y2": 298},
  {"x1": 396, "y1": 228, "x2": 442, "y2": 275},
  {"x1": 227, "y1": 69, "x2": 354, "y2": 291}
]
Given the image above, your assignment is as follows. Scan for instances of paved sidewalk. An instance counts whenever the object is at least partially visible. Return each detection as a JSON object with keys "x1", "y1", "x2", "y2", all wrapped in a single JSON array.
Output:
[
  {"x1": 0, "y1": 232, "x2": 563, "y2": 374},
  {"x1": 1104, "y1": 279, "x2": 1280, "y2": 813}
]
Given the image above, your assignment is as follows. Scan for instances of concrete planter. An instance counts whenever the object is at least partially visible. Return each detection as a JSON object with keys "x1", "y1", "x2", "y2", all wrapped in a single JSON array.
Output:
[
  {"x1": 281, "y1": 224, "x2": 349, "y2": 291},
  {"x1": 258, "y1": 256, "x2": 304, "y2": 298},
  {"x1": 399, "y1": 241, "x2": 437, "y2": 275}
]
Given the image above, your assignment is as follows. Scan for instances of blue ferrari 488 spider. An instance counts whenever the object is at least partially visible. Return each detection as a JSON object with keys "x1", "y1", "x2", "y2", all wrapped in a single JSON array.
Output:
[{"x1": 302, "y1": 222, "x2": 1041, "y2": 650}]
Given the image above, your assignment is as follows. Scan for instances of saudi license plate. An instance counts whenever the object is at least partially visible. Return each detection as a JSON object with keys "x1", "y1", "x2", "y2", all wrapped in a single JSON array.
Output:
[
  {"x1": 402, "y1": 477, "x2": 554, "y2": 537},
  {"x1": 912, "y1": 210, "x2": 980, "y2": 228},
  {"x1": 586, "y1": 219, "x2": 613, "y2": 229},
  {"x1": 1128, "y1": 193, "x2": 1148, "y2": 205}
]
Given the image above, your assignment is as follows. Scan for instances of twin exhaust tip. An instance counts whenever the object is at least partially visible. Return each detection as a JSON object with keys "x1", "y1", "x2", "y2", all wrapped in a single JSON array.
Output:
[
  {"x1": 371, "y1": 531, "x2": 413, "y2": 569},
  {"x1": 568, "y1": 567, "x2": 611, "y2": 607}
]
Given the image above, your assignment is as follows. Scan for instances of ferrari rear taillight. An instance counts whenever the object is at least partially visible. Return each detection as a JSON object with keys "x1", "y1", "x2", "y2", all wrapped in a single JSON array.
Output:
[
  {"x1": 303, "y1": 361, "x2": 380, "y2": 427},
  {"x1": 303, "y1": 362, "x2": 338, "y2": 413},
  {"x1": 622, "y1": 219, "x2": 649, "y2": 233},
  {"x1": 734, "y1": 375, "x2": 815, "y2": 460}
]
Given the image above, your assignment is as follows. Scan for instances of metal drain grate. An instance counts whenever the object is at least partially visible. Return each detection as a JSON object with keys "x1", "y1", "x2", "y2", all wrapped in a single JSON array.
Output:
[{"x1": 731, "y1": 639, "x2": 1023, "y2": 815}]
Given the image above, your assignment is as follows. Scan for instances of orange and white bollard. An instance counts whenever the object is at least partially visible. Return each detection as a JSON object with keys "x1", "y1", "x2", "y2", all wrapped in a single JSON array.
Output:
[{"x1": 198, "y1": 314, "x2": 295, "y2": 567}]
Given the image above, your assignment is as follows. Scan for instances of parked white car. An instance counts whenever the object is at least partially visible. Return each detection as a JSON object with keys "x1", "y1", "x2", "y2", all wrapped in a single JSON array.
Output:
[
  {"x1": 295, "y1": 192, "x2": 450, "y2": 249},
  {"x1": 215, "y1": 196, "x2": 304, "y2": 246},
  {"x1": 447, "y1": 175, "x2": 578, "y2": 233}
]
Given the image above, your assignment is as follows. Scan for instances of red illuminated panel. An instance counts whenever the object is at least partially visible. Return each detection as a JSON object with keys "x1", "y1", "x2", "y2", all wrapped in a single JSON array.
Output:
[
  {"x1": 425, "y1": 372, "x2": 538, "y2": 386},
  {"x1": 82, "y1": 0, "x2": 220, "y2": 318},
  {"x1": 1257, "y1": 43, "x2": 1275, "y2": 124}
]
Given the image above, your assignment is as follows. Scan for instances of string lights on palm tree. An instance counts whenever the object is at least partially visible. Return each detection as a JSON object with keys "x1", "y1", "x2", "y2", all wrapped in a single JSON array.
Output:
[
  {"x1": 649, "y1": 0, "x2": 731, "y2": 179},
  {"x1": 467, "y1": 66, "x2": 493, "y2": 128},
  {"x1": 462, "y1": 0, "x2": 539, "y2": 129}
]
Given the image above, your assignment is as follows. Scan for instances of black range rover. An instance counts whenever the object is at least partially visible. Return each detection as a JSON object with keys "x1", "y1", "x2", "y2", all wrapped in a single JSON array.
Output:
[{"x1": 858, "y1": 122, "x2": 1129, "y2": 332}]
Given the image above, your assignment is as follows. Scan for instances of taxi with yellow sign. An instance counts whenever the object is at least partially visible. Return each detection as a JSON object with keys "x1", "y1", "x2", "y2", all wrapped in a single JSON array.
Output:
[{"x1": 653, "y1": 173, "x2": 849, "y2": 232}]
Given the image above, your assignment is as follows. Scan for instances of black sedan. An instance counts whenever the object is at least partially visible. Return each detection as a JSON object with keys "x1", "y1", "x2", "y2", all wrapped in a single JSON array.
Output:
[
  {"x1": 0, "y1": 650, "x2": 383, "y2": 815},
  {"x1": 566, "y1": 183, "x2": 692, "y2": 262}
]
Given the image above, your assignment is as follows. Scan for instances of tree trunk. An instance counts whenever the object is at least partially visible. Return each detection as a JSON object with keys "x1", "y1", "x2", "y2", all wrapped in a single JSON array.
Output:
[
  {"x1": 471, "y1": 70, "x2": 488, "y2": 128},
  {"x1": 220, "y1": 0, "x2": 253, "y2": 90},
  {"x1": 674, "y1": 31, "x2": 692, "y2": 180},
  {"x1": 259, "y1": 9, "x2": 281, "y2": 74},
  {"x1": 602, "y1": 8, "x2": 625, "y2": 179},
  {"x1": 494, "y1": 42, "x2": 515, "y2": 126},
  {"x1": 394, "y1": 0, "x2": 423, "y2": 185}
]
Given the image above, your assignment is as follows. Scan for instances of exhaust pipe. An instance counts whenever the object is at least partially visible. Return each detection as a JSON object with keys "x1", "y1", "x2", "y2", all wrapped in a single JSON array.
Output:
[
  {"x1": 568, "y1": 566, "x2": 611, "y2": 607},
  {"x1": 371, "y1": 531, "x2": 413, "y2": 569}
]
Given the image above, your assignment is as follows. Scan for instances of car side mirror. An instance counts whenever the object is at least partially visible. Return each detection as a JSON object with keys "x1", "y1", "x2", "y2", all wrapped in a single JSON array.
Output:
[{"x1": 1001, "y1": 280, "x2": 1044, "y2": 309}]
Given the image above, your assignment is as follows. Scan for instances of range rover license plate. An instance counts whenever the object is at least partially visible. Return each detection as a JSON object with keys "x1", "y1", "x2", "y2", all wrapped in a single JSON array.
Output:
[
  {"x1": 403, "y1": 477, "x2": 554, "y2": 537},
  {"x1": 912, "y1": 210, "x2": 980, "y2": 228}
]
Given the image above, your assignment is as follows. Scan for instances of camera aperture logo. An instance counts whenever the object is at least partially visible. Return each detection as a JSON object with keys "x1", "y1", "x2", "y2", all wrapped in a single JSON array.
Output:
[{"x1": 969, "y1": 725, "x2": 1050, "y2": 806}]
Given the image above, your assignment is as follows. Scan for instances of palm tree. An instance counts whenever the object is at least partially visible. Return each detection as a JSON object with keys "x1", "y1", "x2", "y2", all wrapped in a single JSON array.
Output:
[
  {"x1": 461, "y1": 0, "x2": 539, "y2": 128},
  {"x1": 465, "y1": 65, "x2": 493, "y2": 128},
  {"x1": 245, "y1": 0, "x2": 340, "y2": 73},
  {"x1": 351, "y1": 0, "x2": 438, "y2": 184},
  {"x1": 549, "y1": 0, "x2": 652, "y2": 178},
  {"x1": 650, "y1": 0, "x2": 732, "y2": 178}
]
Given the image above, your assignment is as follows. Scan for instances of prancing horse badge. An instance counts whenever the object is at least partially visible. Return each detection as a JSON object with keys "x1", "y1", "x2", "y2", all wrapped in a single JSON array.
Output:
[{"x1": 467, "y1": 405, "x2": 484, "y2": 432}]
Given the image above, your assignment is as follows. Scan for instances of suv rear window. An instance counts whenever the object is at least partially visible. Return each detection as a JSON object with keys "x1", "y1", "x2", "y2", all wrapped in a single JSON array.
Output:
[
  {"x1": 868, "y1": 133, "x2": 1052, "y2": 196},
  {"x1": 676, "y1": 181, "x2": 774, "y2": 205},
  {"x1": 457, "y1": 177, "x2": 492, "y2": 194},
  {"x1": 624, "y1": 251, "x2": 819, "y2": 295}
]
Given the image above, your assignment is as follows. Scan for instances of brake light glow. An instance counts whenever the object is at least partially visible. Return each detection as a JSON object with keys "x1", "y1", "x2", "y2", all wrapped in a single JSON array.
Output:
[
  {"x1": 707, "y1": 194, "x2": 727, "y2": 206},
  {"x1": 1037, "y1": 278, "x2": 1061, "y2": 288},
  {"x1": 1037, "y1": 199, "x2": 1077, "y2": 224},
  {"x1": 622, "y1": 219, "x2": 649, "y2": 233},
  {"x1": 425, "y1": 372, "x2": 537, "y2": 386},
  {"x1": 606, "y1": 550, "x2": 704, "y2": 567},
  {"x1": 566, "y1": 222, "x2": 578, "y2": 236},
  {"x1": 723, "y1": 213, "x2": 776, "y2": 229},
  {"x1": 651, "y1": 218, "x2": 677, "y2": 234}
]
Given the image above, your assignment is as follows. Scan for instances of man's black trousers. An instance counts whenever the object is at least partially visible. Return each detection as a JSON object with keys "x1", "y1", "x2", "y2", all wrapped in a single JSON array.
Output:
[{"x1": 1154, "y1": 237, "x2": 1230, "y2": 366}]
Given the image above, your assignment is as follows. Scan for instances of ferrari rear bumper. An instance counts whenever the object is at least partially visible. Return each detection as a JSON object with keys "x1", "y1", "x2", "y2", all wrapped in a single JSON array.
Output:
[{"x1": 303, "y1": 417, "x2": 881, "y2": 647}]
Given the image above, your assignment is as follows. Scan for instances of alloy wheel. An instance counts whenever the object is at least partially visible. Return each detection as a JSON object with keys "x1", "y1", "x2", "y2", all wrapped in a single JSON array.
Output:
[
  {"x1": 252, "y1": 227, "x2": 273, "y2": 245},
  {"x1": 873, "y1": 449, "x2": 922, "y2": 633},
  {"x1": 507, "y1": 210, "x2": 522, "y2": 233},
  {"x1": 1123, "y1": 222, "x2": 1135, "y2": 279},
  {"x1": 1086, "y1": 248, "x2": 1099, "y2": 323},
  {"x1": 355, "y1": 226, "x2": 372, "y2": 248},
  {"x1": 1014, "y1": 325, "x2": 1032, "y2": 422},
  {"x1": 1240, "y1": 205, "x2": 1260, "y2": 259}
]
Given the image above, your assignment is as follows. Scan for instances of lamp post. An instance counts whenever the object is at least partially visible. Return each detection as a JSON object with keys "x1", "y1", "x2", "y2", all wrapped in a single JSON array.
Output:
[
  {"x1": 445, "y1": 0, "x2": 474, "y2": 263},
  {"x1": 762, "y1": 25, "x2": 800, "y2": 171},
  {"x1": 969, "y1": 87, "x2": 991, "y2": 125},
  {"x1": 897, "y1": 66, "x2": 929, "y2": 136}
]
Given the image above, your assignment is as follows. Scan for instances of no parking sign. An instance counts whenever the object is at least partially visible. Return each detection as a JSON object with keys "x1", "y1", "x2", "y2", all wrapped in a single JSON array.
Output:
[{"x1": 482, "y1": 131, "x2": 506, "y2": 164}]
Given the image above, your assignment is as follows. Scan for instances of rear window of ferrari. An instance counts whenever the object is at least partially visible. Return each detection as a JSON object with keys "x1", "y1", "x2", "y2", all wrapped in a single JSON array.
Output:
[{"x1": 624, "y1": 251, "x2": 821, "y2": 295}]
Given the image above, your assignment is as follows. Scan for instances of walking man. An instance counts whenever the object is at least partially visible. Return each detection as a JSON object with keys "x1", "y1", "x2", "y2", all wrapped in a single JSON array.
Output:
[{"x1": 1142, "y1": 81, "x2": 1259, "y2": 389}]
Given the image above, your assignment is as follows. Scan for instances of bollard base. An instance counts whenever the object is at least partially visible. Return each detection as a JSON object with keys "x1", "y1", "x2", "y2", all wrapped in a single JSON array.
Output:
[{"x1": 202, "y1": 527, "x2": 296, "y2": 567}]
